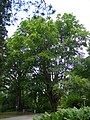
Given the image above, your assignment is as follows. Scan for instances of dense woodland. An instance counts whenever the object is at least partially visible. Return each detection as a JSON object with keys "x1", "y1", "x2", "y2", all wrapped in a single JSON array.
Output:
[{"x1": 0, "y1": 0, "x2": 90, "y2": 114}]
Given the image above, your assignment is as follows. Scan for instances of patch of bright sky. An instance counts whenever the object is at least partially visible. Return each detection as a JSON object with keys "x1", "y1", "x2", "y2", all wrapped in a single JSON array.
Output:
[{"x1": 46, "y1": 0, "x2": 90, "y2": 31}]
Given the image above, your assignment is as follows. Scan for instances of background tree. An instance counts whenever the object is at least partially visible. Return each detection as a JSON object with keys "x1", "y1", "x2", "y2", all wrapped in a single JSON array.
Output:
[
  {"x1": 72, "y1": 55, "x2": 90, "y2": 106},
  {"x1": 59, "y1": 75, "x2": 89, "y2": 108}
]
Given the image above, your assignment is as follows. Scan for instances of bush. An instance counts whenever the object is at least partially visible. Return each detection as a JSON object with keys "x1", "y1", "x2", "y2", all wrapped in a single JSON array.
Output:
[
  {"x1": 60, "y1": 94, "x2": 83, "y2": 108},
  {"x1": 33, "y1": 107, "x2": 90, "y2": 120}
]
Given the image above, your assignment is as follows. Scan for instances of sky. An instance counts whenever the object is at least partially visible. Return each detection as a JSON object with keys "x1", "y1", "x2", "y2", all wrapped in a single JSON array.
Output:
[
  {"x1": 47, "y1": 0, "x2": 90, "y2": 30},
  {"x1": 7, "y1": 0, "x2": 90, "y2": 37}
]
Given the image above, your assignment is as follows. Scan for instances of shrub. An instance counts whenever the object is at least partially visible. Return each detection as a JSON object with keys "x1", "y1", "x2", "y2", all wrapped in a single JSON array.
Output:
[
  {"x1": 33, "y1": 107, "x2": 90, "y2": 120},
  {"x1": 60, "y1": 94, "x2": 83, "y2": 108}
]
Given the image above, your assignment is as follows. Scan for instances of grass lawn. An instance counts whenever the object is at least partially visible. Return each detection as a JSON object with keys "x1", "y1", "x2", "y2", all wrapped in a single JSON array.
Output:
[{"x1": 0, "y1": 112, "x2": 33, "y2": 119}]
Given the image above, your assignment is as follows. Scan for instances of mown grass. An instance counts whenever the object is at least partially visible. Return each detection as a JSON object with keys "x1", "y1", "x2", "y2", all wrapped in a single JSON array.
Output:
[{"x1": 0, "y1": 112, "x2": 33, "y2": 119}]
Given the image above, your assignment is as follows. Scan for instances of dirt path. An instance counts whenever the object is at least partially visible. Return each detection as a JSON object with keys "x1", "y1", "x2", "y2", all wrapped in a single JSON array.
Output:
[{"x1": 0, "y1": 114, "x2": 38, "y2": 120}]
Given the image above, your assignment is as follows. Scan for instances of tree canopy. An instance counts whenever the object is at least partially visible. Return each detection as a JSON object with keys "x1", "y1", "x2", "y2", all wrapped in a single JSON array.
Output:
[
  {"x1": 0, "y1": 0, "x2": 55, "y2": 92},
  {"x1": 2, "y1": 14, "x2": 89, "y2": 112}
]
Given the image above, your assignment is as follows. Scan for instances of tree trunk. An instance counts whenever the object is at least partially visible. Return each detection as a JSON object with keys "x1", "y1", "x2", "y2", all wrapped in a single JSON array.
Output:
[
  {"x1": 51, "y1": 100, "x2": 58, "y2": 112},
  {"x1": 47, "y1": 84, "x2": 59, "y2": 112},
  {"x1": 16, "y1": 80, "x2": 22, "y2": 112},
  {"x1": 42, "y1": 65, "x2": 59, "y2": 112},
  {"x1": 16, "y1": 92, "x2": 22, "y2": 111}
]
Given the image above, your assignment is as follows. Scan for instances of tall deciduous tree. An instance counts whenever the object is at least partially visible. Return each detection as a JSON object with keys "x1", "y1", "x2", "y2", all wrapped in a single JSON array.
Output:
[
  {"x1": 0, "y1": 0, "x2": 55, "y2": 85},
  {"x1": 0, "y1": 1, "x2": 55, "y2": 111},
  {"x1": 5, "y1": 14, "x2": 89, "y2": 112}
]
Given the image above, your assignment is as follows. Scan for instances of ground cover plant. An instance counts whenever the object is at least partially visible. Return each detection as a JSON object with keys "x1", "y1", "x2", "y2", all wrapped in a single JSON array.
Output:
[{"x1": 33, "y1": 107, "x2": 90, "y2": 120}]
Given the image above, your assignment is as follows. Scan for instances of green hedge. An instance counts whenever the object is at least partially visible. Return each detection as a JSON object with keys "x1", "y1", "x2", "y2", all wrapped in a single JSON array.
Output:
[{"x1": 33, "y1": 107, "x2": 90, "y2": 120}]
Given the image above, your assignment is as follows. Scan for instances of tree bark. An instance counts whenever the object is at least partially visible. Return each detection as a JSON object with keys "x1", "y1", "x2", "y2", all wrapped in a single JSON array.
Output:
[
  {"x1": 16, "y1": 78, "x2": 22, "y2": 112},
  {"x1": 46, "y1": 83, "x2": 59, "y2": 112},
  {"x1": 16, "y1": 90, "x2": 22, "y2": 111},
  {"x1": 42, "y1": 64, "x2": 59, "y2": 112}
]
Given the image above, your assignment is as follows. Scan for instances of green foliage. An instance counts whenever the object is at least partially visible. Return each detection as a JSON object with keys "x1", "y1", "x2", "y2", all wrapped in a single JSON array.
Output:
[
  {"x1": 73, "y1": 57, "x2": 90, "y2": 106},
  {"x1": 64, "y1": 75, "x2": 88, "y2": 94},
  {"x1": 59, "y1": 75, "x2": 89, "y2": 108},
  {"x1": 0, "y1": 0, "x2": 55, "y2": 88},
  {"x1": 87, "y1": 43, "x2": 90, "y2": 55},
  {"x1": 33, "y1": 107, "x2": 90, "y2": 120},
  {"x1": 74, "y1": 57, "x2": 90, "y2": 79},
  {"x1": 60, "y1": 94, "x2": 83, "y2": 108},
  {"x1": 2, "y1": 13, "x2": 90, "y2": 112}
]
